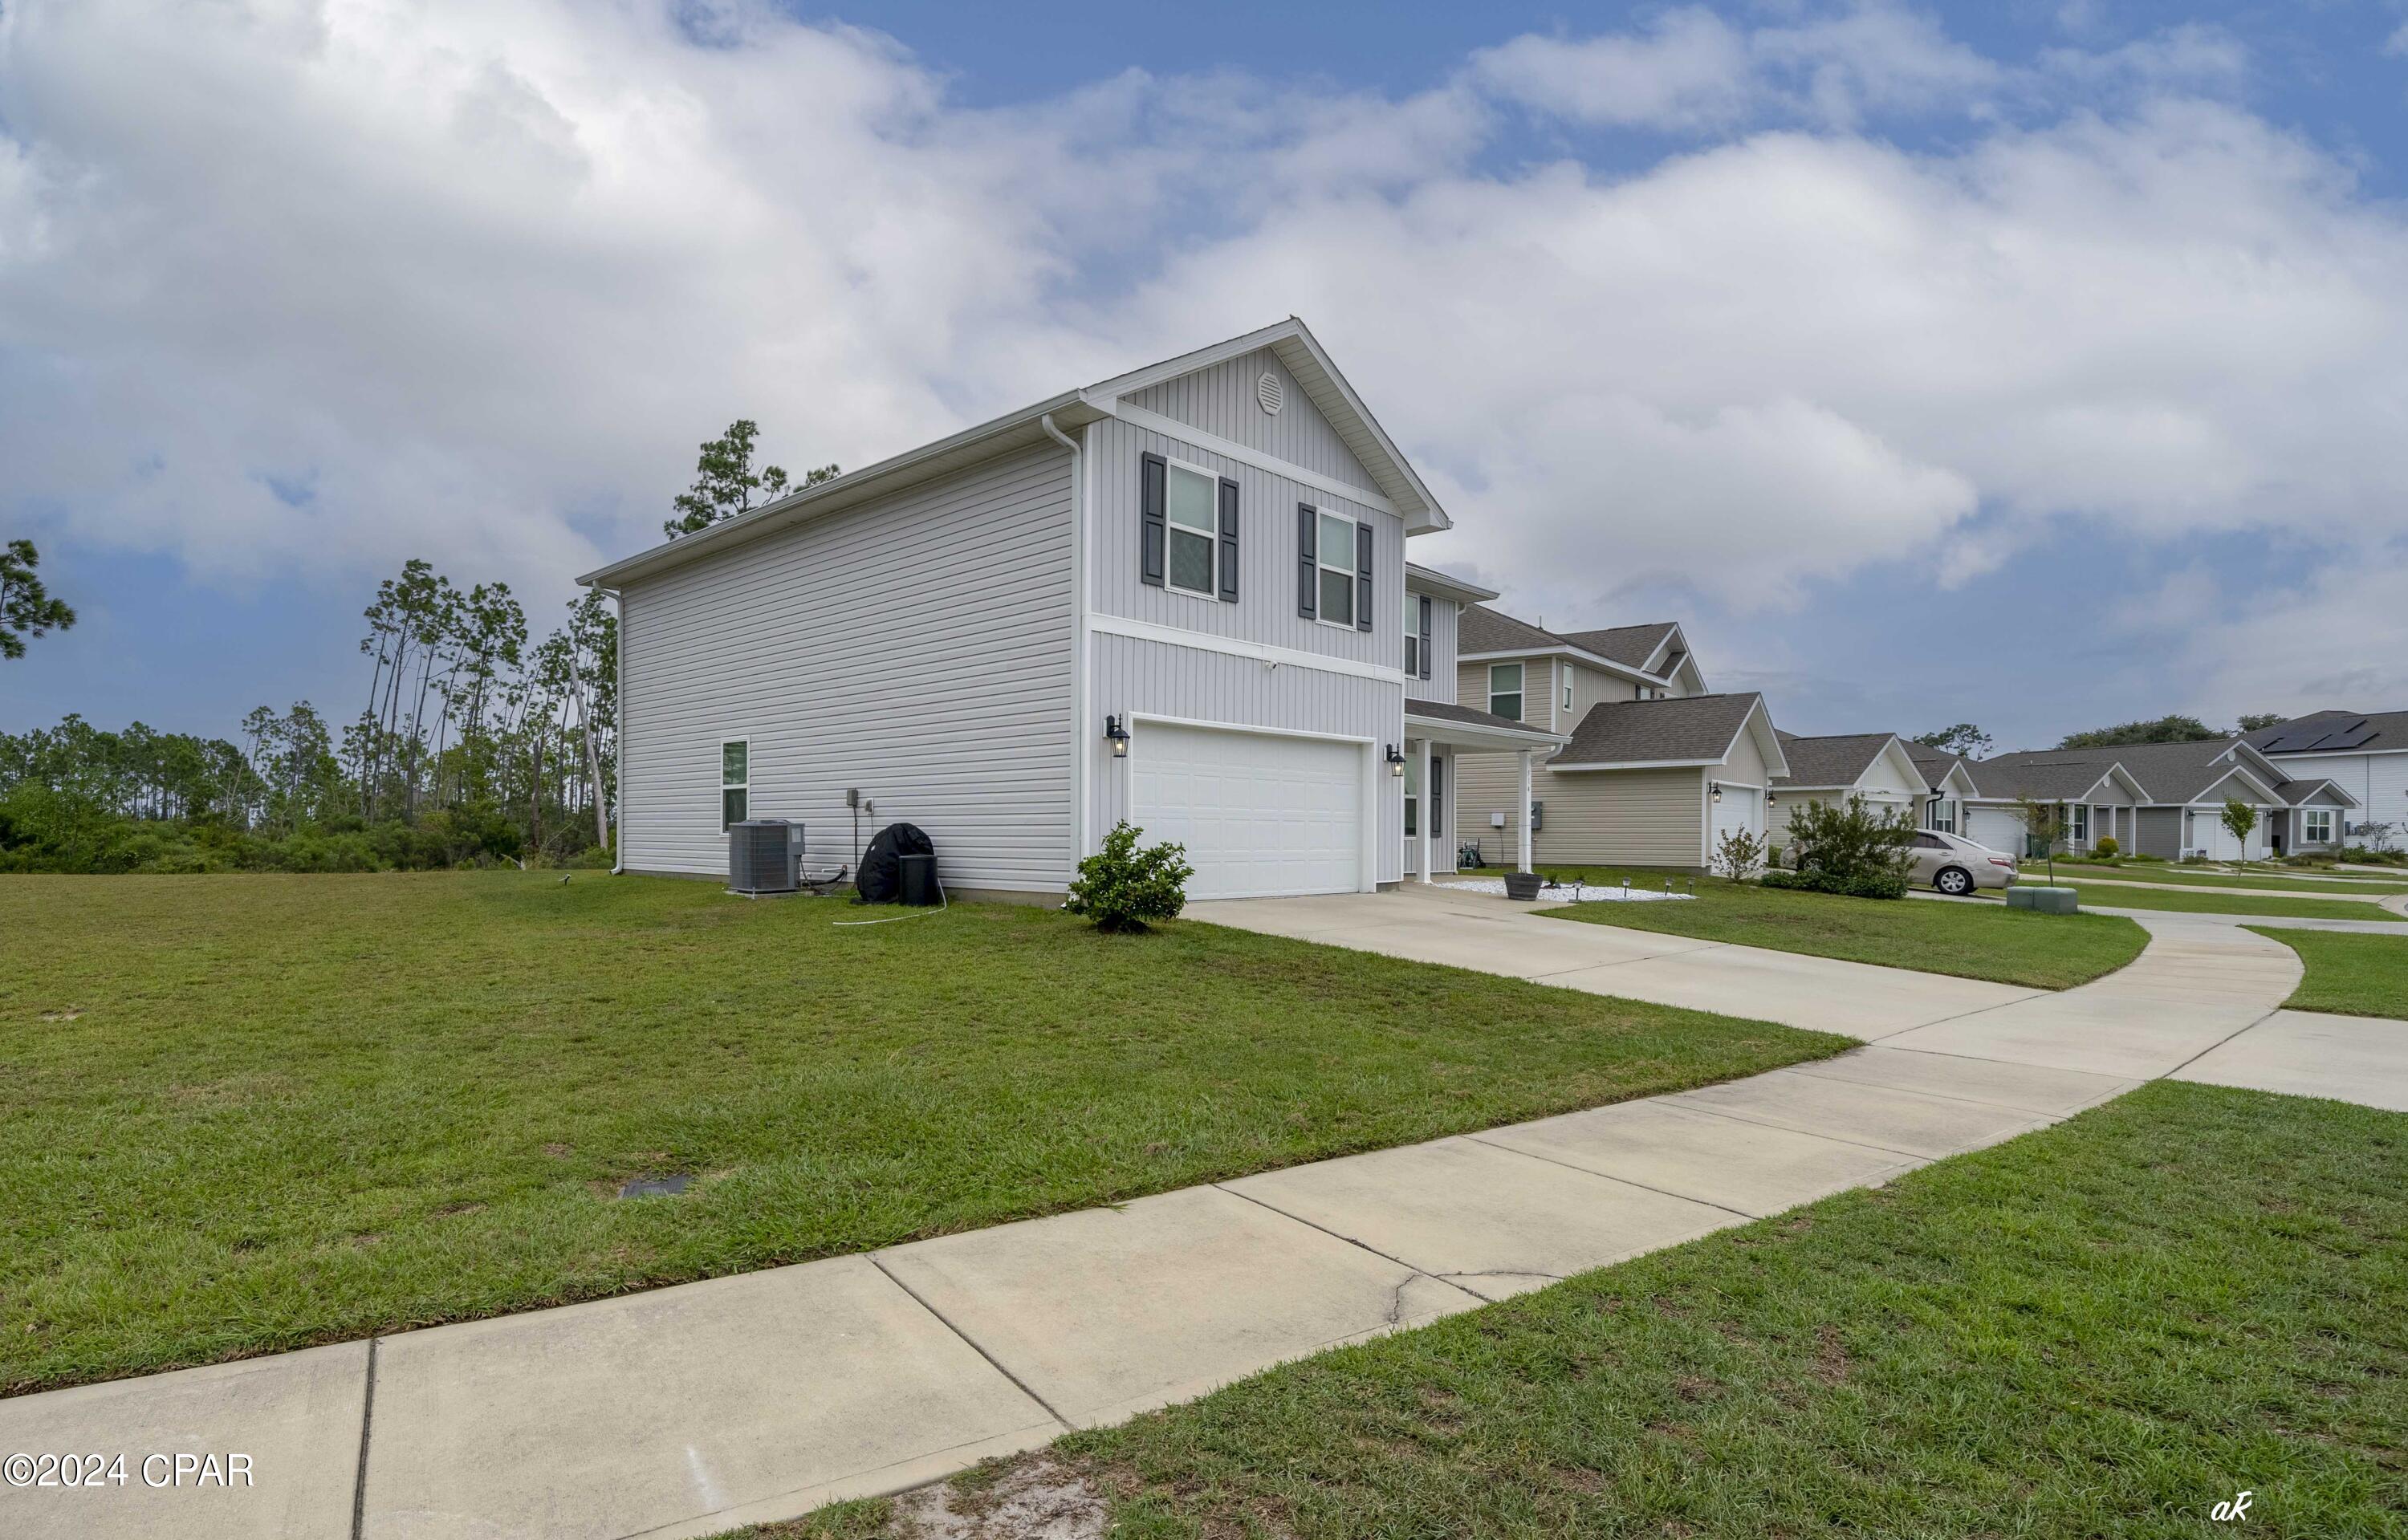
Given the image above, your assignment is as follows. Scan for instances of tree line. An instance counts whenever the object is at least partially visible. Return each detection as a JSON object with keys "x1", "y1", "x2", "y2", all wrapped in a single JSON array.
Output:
[{"x1": 2, "y1": 417, "x2": 819, "y2": 876}]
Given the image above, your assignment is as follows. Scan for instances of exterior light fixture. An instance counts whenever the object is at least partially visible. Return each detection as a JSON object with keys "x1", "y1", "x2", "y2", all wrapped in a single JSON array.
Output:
[
  {"x1": 1765, "y1": 790, "x2": 1777, "y2": 807},
  {"x1": 1105, "y1": 715, "x2": 1130, "y2": 758},
  {"x1": 1710, "y1": 782, "x2": 1723, "y2": 803},
  {"x1": 1385, "y1": 744, "x2": 1406, "y2": 777}
]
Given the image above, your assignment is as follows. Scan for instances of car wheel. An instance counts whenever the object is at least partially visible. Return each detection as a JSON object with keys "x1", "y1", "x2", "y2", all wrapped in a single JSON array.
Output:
[{"x1": 1934, "y1": 867, "x2": 1973, "y2": 896}]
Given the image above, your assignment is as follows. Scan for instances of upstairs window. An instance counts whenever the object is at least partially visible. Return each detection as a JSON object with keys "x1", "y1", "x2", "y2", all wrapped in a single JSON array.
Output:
[
  {"x1": 1316, "y1": 511, "x2": 1357, "y2": 627},
  {"x1": 1489, "y1": 662, "x2": 1523, "y2": 721},
  {"x1": 721, "y1": 740, "x2": 749, "y2": 830},
  {"x1": 1165, "y1": 461, "x2": 1218, "y2": 598}
]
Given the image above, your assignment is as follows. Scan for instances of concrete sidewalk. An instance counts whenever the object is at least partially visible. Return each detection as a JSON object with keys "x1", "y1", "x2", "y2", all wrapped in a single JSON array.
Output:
[{"x1": 3, "y1": 895, "x2": 2395, "y2": 1540}]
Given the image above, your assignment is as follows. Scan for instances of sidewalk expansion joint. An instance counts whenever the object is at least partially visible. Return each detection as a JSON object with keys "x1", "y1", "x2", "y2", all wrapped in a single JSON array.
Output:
[
  {"x1": 864, "y1": 1254, "x2": 1075, "y2": 1432},
  {"x1": 349, "y1": 1334, "x2": 380, "y2": 1540}
]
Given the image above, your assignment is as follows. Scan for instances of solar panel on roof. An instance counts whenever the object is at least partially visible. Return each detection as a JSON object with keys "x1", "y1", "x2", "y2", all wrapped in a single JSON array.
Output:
[
  {"x1": 2310, "y1": 723, "x2": 2376, "y2": 751},
  {"x1": 2261, "y1": 729, "x2": 2324, "y2": 753}
]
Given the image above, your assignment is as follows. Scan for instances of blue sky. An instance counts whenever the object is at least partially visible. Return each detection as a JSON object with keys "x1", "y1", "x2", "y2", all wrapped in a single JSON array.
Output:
[{"x1": 5, "y1": 0, "x2": 2408, "y2": 751}]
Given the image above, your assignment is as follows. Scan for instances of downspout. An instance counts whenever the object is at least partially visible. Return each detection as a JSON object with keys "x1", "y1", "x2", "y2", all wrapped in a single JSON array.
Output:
[
  {"x1": 1040, "y1": 412, "x2": 1087, "y2": 876},
  {"x1": 606, "y1": 586, "x2": 625, "y2": 875}
]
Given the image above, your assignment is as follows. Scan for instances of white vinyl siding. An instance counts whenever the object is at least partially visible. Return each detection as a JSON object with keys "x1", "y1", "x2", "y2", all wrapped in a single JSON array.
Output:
[
  {"x1": 1403, "y1": 592, "x2": 1457, "y2": 704},
  {"x1": 617, "y1": 441, "x2": 1074, "y2": 890},
  {"x1": 1124, "y1": 347, "x2": 1381, "y2": 490}
]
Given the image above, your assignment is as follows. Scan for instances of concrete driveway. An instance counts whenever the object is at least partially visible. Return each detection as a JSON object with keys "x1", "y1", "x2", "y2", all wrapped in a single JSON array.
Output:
[{"x1": 1192, "y1": 884, "x2": 2040, "y2": 1042}]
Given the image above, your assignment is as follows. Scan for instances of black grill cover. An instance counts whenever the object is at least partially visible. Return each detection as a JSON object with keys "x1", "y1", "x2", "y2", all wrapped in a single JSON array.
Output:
[{"x1": 856, "y1": 822, "x2": 934, "y2": 903}]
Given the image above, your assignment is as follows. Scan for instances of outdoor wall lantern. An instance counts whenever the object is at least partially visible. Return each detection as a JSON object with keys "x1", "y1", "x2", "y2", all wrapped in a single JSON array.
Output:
[
  {"x1": 1765, "y1": 790, "x2": 1777, "y2": 807},
  {"x1": 1710, "y1": 782, "x2": 1723, "y2": 803},
  {"x1": 1105, "y1": 715, "x2": 1130, "y2": 758},
  {"x1": 1386, "y1": 744, "x2": 1406, "y2": 777}
]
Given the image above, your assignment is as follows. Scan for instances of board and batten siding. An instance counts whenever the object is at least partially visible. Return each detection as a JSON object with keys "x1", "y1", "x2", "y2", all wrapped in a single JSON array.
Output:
[
  {"x1": 1404, "y1": 591, "x2": 1458, "y2": 704},
  {"x1": 617, "y1": 441, "x2": 1075, "y2": 891},
  {"x1": 1088, "y1": 630, "x2": 1405, "y2": 887},
  {"x1": 1087, "y1": 416, "x2": 1403, "y2": 666},
  {"x1": 1125, "y1": 347, "x2": 1378, "y2": 490}
]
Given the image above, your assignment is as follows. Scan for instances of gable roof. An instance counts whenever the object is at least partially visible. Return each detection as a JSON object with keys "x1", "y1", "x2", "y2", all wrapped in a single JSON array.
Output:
[
  {"x1": 1976, "y1": 738, "x2": 2282, "y2": 805},
  {"x1": 1560, "y1": 622, "x2": 1680, "y2": 670},
  {"x1": 1904, "y1": 742, "x2": 1979, "y2": 794},
  {"x1": 2246, "y1": 709, "x2": 2408, "y2": 757},
  {"x1": 1551, "y1": 693, "x2": 1786, "y2": 774},
  {"x1": 1458, "y1": 603, "x2": 1566, "y2": 656},
  {"x1": 1773, "y1": 732, "x2": 1912, "y2": 790},
  {"x1": 580, "y1": 317, "x2": 1445, "y2": 590}
]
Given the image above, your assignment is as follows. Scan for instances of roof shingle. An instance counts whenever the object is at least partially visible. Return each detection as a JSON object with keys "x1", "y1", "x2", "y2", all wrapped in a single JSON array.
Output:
[{"x1": 1552, "y1": 693, "x2": 1766, "y2": 767}]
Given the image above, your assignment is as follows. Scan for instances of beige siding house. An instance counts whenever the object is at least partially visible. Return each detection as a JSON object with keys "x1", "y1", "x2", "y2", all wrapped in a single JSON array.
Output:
[{"x1": 1450, "y1": 603, "x2": 1786, "y2": 869}]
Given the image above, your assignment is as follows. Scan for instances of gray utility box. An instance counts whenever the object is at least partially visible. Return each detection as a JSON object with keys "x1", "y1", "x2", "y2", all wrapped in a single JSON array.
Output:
[
  {"x1": 2005, "y1": 885, "x2": 2078, "y2": 915},
  {"x1": 729, "y1": 819, "x2": 804, "y2": 895}
]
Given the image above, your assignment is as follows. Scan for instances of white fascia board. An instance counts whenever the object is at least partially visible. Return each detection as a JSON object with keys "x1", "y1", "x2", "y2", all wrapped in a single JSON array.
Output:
[{"x1": 1458, "y1": 646, "x2": 1672, "y2": 689}]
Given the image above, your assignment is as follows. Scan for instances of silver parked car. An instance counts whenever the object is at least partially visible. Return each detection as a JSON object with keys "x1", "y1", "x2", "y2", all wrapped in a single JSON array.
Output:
[{"x1": 1908, "y1": 830, "x2": 2018, "y2": 895}]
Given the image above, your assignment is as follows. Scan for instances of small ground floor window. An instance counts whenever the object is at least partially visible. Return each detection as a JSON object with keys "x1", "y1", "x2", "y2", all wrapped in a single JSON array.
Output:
[
  {"x1": 2303, "y1": 808, "x2": 2335, "y2": 843},
  {"x1": 721, "y1": 740, "x2": 749, "y2": 829}
]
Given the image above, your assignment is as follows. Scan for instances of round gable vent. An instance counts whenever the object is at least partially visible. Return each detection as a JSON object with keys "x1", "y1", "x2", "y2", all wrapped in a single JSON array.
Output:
[{"x1": 1256, "y1": 370, "x2": 1284, "y2": 415}]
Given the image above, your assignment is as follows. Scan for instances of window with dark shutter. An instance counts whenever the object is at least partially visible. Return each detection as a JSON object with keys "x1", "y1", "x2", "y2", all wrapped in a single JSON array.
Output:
[
  {"x1": 1353, "y1": 522, "x2": 1373, "y2": 632},
  {"x1": 1296, "y1": 504, "x2": 1316, "y2": 619},
  {"x1": 1418, "y1": 595, "x2": 1432, "y2": 680},
  {"x1": 1218, "y1": 477, "x2": 1239, "y2": 602},
  {"x1": 1139, "y1": 453, "x2": 1167, "y2": 587}
]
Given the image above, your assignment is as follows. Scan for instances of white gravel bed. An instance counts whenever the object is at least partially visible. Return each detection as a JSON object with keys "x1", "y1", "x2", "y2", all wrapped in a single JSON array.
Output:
[{"x1": 1442, "y1": 878, "x2": 1694, "y2": 903}]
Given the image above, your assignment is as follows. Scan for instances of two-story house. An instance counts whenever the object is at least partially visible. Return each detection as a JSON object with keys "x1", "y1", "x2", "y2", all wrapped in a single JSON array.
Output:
[
  {"x1": 2246, "y1": 710, "x2": 2408, "y2": 850},
  {"x1": 578, "y1": 318, "x2": 1552, "y2": 902},
  {"x1": 1450, "y1": 607, "x2": 1787, "y2": 868}
]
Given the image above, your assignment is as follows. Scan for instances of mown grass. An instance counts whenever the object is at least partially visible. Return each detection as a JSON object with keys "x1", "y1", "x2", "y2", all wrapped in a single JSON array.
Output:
[
  {"x1": 0, "y1": 872, "x2": 1842, "y2": 1394},
  {"x1": 771, "y1": 1082, "x2": 2408, "y2": 1538},
  {"x1": 2008, "y1": 877, "x2": 2404, "y2": 922},
  {"x1": 2249, "y1": 927, "x2": 2408, "y2": 1018},
  {"x1": 1513, "y1": 867, "x2": 2148, "y2": 989},
  {"x1": 2039, "y1": 864, "x2": 2408, "y2": 896}
]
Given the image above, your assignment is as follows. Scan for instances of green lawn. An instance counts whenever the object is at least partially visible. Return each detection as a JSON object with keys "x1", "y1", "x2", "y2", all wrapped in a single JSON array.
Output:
[
  {"x1": 2007, "y1": 876, "x2": 2404, "y2": 923},
  {"x1": 0, "y1": 873, "x2": 1842, "y2": 1395},
  {"x1": 775, "y1": 1082, "x2": 2408, "y2": 1539},
  {"x1": 1512, "y1": 868, "x2": 2148, "y2": 989},
  {"x1": 2045, "y1": 865, "x2": 2408, "y2": 896},
  {"x1": 2249, "y1": 927, "x2": 2408, "y2": 1018}
]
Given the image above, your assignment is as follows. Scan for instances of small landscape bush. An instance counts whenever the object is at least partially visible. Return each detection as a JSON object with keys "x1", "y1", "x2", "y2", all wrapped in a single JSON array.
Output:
[
  {"x1": 2093, "y1": 834, "x2": 2119, "y2": 858},
  {"x1": 1781, "y1": 793, "x2": 1913, "y2": 899},
  {"x1": 1064, "y1": 820, "x2": 1194, "y2": 933}
]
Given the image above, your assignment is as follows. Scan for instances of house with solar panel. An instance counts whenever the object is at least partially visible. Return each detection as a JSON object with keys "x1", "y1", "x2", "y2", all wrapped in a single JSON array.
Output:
[{"x1": 2244, "y1": 710, "x2": 2408, "y2": 850}]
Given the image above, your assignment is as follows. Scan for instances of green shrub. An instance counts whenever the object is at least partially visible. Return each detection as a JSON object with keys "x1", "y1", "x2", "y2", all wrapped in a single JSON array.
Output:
[
  {"x1": 2093, "y1": 834, "x2": 2119, "y2": 858},
  {"x1": 1783, "y1": 794, "x2": 1913, "y2": 896},
  {"x1": 1761, "y1": 866, "x2": 1910, "y2": 900},
  {"x1": 1064, "y1": 821, "x2": 1194, "y2": 933}
]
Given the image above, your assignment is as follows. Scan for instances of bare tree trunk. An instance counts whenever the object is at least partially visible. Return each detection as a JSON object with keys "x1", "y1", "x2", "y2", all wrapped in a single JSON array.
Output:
[{"x1": 567, "y1": 643, "x2": 608, "y2": 852}]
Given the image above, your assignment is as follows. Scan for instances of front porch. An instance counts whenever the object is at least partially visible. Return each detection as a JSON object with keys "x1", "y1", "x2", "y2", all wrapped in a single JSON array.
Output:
[{"x1": 1401, "y1": 700, "x2": 1566, "y2": 883}]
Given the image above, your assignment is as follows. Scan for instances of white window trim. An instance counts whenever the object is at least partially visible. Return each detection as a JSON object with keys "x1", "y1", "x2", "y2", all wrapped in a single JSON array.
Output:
[
  {"x1": 720, "y1": 737, "x2": 750, "y2": 831},
  {"x1": 2303, "y1": 807, "x2": 2336, "y2": 843},
  {"x1": 1488, "y1": 661, "x2": 1525, "y2": 723},
  {"x1": 1161, "y1": 455, "x2": 1222, "y2": 603},
  {"x1": 1311, "y1": 505, "x2": 1361, "y2": 631},
  {"x1": 1560, "y1": 664, "x2": 1572, "y2": 713}
]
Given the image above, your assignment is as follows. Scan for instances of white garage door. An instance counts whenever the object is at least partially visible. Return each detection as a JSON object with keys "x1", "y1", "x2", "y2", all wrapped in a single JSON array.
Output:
[
  {"x1": 1710, "y1": 784, "x2": 1762, "y2": 863},
  {"x1": 1129, "y1": 722, "x2": 1366, "y2": 900},
  {"x1": 1967, "y1": 807, "x2": 2025, "y2": 855}
]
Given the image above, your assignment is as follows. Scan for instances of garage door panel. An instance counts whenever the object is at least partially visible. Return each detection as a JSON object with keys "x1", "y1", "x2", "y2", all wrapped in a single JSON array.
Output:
[{"x1": 1131, "y1": 723, "x2": 1366, "y2": 900}]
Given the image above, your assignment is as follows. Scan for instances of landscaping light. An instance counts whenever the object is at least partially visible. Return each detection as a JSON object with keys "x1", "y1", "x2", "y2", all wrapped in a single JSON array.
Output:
[
  {"x1": 1386, "y1": 744, "x2": 1406, "y2": 777},
  {"x1": 1105, "y1": 715, "x2": 1130, "y2": 758}
]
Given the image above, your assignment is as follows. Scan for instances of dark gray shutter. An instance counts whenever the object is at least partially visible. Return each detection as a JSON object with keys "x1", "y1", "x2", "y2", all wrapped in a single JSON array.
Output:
[
  {"x1": 1296, "y1": 504, "x2": 1316, "y2": 619},
  {"x1": 1354, "y1": 522, "x2": 1373, "y2": 632},
  {"x1": 1417, "y1": 595, "x2": 1432, "y2": 681},
  {"x1": 1218, "y1": 477, "x2": 1239, "y2": 603},
  {"x1": 1139, "y1": 453, "x2": 1166, "y2": 588}
]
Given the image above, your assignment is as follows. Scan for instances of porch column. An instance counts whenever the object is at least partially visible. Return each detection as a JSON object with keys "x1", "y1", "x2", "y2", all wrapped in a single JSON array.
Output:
[
  {"x1": 1515, "y1": 750, "x2": 1534, "y2": 873},
  {"x1": 1418, "y1": 737, "x2": 1434, "y2": 885}
]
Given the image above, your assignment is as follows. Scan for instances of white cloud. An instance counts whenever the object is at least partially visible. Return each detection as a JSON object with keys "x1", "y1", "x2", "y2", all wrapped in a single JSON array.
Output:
[
  {"x1": 2171, "y1": 547, "x2": 2408, "y2": 721},
  {"x1": 1, "y1": 0, "x2": 2405, "y2": 714}
]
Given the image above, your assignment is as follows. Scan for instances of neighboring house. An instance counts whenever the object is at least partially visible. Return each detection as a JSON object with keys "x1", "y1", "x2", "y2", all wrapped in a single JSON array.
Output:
[
  {"x1": 580, "y1": 317, "x2": 1507, "y2": 902},
  {"x1": 1446, "y1": 602, "x2": 1785, "y2": 868},
  {"x1": 1965, "y1": 738, "x2": 2357, "y2": 859},
  {"x1": 2245, "y1": 710, "x2": 2408, "y2": 847},
  {"x1": 1905, "y1": 742, "x2": 1983, "y2": 836},
  {"x1": 1768, "y1": 733, "x2": 1928, "y2": 844}
]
